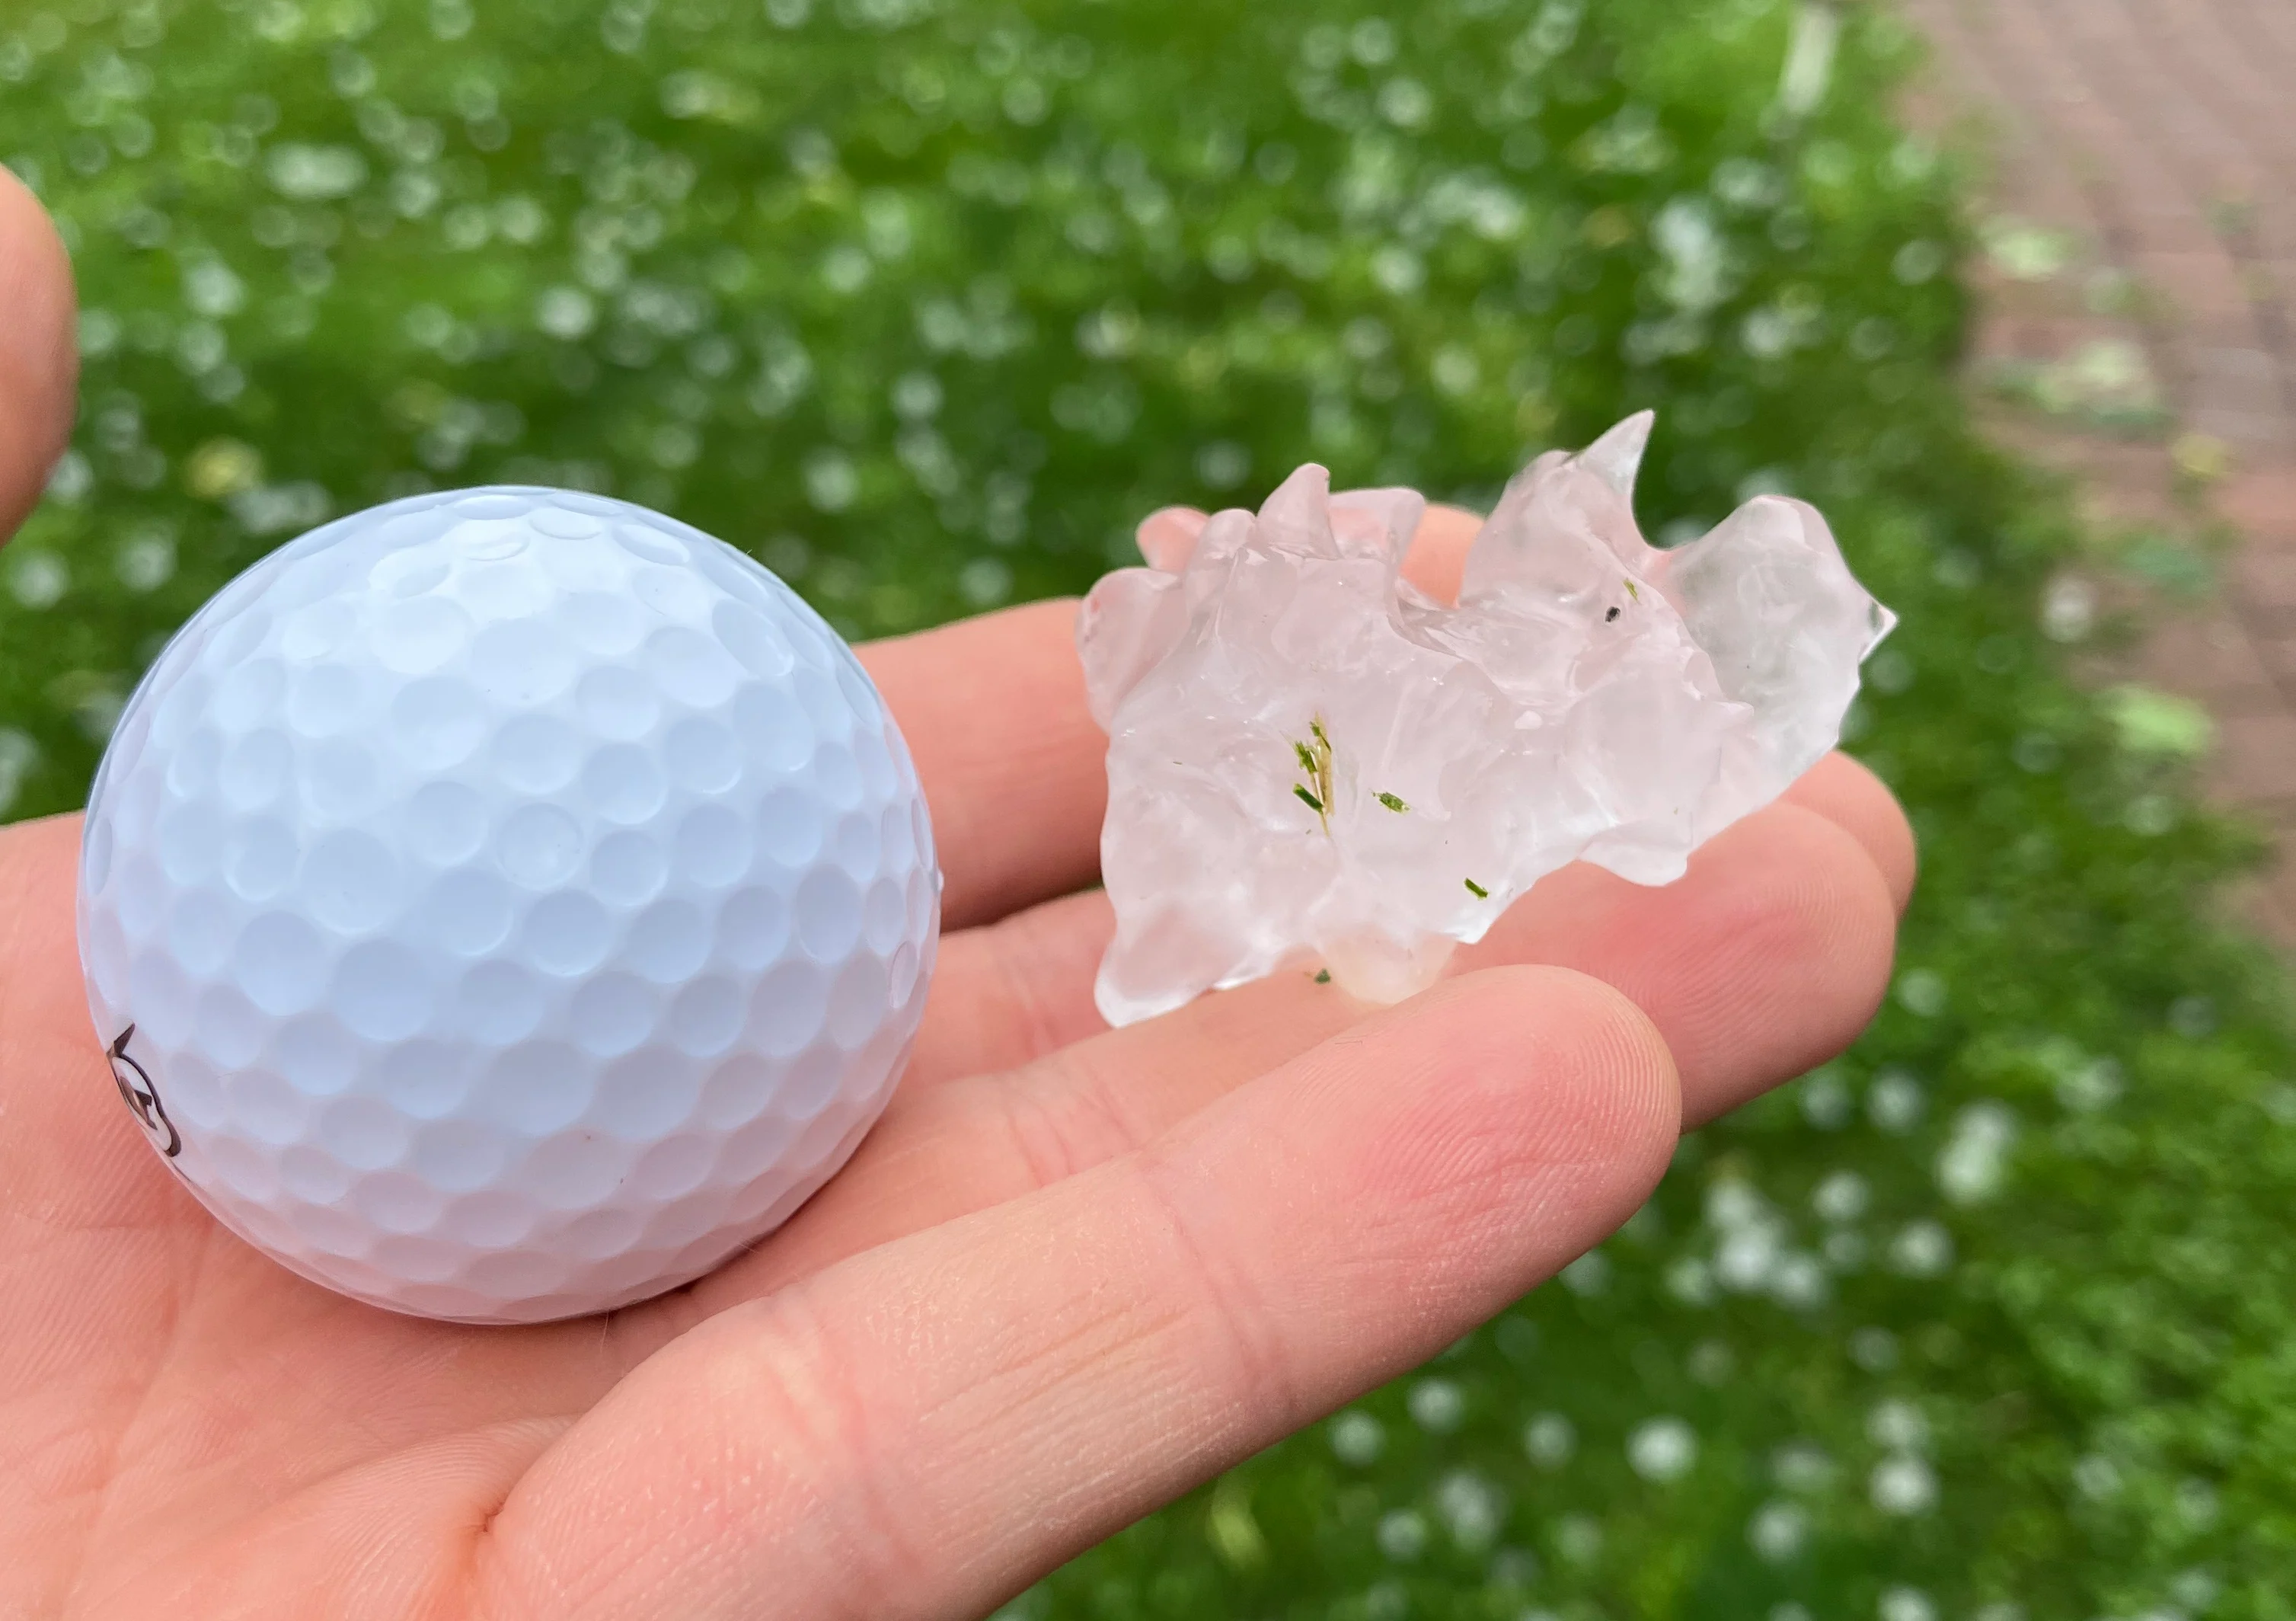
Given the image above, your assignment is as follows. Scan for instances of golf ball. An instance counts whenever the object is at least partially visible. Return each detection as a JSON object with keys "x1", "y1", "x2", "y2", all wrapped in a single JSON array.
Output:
[{"x1": 75, "y1": 487, "x2": 940, "y2": 1324}]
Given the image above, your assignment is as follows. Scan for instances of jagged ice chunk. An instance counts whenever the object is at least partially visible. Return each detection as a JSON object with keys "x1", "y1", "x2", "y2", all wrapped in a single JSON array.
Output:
[{"x1": 1078, "y1": 412, "x2": 1896, "y2": 1027}]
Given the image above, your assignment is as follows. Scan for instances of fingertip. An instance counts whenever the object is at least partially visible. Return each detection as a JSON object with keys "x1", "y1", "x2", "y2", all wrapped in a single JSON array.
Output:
[
  {"x1": 1782, "y1": 753, "x2": 1918, "y2": 915},
  {"x1": 1391, "y1": 965, "x2": 1681, "y2": 1176},
  {"x1": 1678, "y1": 804, "x2": 1898, "y2": 1127},
  {"x1": 1467, "y1": 798, "x2": 1899, "y2": 1131},
  {"x1": 0, "y1": 166, "x2": 78, "y2": 536},
  {"x1": 1399, "y1": 504, "x2": 1486, "y2": 606},
  {"x1": 1504, "y1": 964, "x2": 1682, "y2": 1156},
  {"x1": 1294, "y1": 967, "x2": 1684, "y2": 1325},
  {"x1": 1135, "y1": 506, "x2": 1209, "y2": 573}
]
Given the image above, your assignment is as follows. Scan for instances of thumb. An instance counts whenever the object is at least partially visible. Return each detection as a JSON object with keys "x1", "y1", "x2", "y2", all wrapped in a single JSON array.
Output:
[{"x1": 0, "y1": 165, "x2": 79, "y2": 539}]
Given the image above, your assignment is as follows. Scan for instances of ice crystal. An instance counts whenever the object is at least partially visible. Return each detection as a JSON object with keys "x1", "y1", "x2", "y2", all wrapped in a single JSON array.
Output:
[{"x1": 1080, "y1": 411, "x2": 1895, "y2": 1024}]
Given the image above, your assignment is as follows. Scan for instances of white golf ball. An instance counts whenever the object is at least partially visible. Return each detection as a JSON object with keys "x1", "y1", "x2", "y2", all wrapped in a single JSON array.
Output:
[{"x1": 75, "y1": 487, "x2": 941, "y2": 1324}]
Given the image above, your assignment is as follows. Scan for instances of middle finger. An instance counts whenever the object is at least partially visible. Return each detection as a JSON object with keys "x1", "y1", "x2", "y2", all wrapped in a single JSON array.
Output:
[{"x1": 673, "y1": 784, "x2": 1895, "y2": 1321}]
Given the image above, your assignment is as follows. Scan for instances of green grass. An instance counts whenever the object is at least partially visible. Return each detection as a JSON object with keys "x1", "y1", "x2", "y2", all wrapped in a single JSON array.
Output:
[{"x1": 7, "y1": 0, "x2": 2295, "y2": 1614}]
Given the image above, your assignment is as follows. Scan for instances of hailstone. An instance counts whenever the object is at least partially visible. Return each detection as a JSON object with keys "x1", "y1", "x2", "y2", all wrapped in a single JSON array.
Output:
[{"x1": 1078, "y1": 411, "x2": 1895, "y2": 1026}]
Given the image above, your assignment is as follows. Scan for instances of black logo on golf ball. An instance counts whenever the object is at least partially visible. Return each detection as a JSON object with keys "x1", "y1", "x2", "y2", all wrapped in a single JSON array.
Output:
[{"x1": 107, "y1": 1025, "x2": 180, "y2": 1159}]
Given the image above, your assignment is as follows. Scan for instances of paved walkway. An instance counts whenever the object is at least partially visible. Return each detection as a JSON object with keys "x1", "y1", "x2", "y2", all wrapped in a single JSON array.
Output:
[{"x1": 1898, "y1": 0, "x2": 2296, "y2": 940}]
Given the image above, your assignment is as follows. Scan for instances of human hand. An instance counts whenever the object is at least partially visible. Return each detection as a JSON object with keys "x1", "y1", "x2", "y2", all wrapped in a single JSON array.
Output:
[{"x1": 0, "y1": 170, "x2": 1913, "y2": 1619}]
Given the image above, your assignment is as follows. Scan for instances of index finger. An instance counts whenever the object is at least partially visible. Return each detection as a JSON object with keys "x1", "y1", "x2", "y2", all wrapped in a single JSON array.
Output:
[{"x1": 859, "y1": 599, "x2": 1106, "y2": 932}]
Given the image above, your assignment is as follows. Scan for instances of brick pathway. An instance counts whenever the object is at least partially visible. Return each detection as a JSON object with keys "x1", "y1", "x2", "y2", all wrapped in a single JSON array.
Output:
[{"x1": 1898, "y1": 0, "x2": 2296, "y2": 940}]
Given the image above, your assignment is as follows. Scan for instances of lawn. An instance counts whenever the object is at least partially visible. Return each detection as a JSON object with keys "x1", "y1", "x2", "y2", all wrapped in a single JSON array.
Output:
[{"x1": 5, "y1": 0, "x2": 2294, "y2": 1614}]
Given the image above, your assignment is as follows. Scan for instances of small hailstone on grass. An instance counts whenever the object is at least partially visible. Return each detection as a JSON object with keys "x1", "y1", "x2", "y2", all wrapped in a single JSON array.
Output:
[{"x1": 1078, "y1": 410, "x2": 1895, "y2": 1025}]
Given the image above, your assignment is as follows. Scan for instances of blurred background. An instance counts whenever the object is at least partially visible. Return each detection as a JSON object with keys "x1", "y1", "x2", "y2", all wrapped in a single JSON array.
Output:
[{"x1": 5, "y1": 0, "x2": 2294, "y2": 1614}]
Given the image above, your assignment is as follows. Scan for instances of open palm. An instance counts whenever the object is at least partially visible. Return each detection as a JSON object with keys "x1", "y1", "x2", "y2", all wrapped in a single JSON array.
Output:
[{"x1": 0, "y1": 173, "x2": 1914, "y2": 1619}]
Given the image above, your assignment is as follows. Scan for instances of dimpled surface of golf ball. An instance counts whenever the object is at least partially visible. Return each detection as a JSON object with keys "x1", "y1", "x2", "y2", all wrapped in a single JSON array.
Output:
[{"x1": 75, "y1": 487, "x2": 940, "y2": 1324}]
